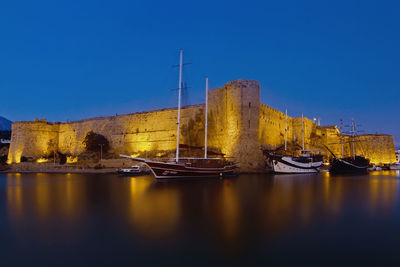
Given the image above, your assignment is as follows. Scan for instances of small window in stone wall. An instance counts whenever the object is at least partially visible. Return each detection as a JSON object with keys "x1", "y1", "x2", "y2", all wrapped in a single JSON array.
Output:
[{"x1": 249, "y1": 102, "x2": 251, "y2": 108}]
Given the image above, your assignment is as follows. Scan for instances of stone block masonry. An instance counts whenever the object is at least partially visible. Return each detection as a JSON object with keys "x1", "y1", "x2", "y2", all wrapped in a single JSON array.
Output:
[{"x1": 7, "y1": 80, "x2": 397, "y2": 169}]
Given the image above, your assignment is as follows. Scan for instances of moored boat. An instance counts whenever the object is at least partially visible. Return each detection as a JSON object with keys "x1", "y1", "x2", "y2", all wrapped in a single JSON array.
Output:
[
  {"x1": 325, "y1": 119, "x2": 370, "y2": 174},
  {"x1": 267, "y1": 152, "x2": 323, "y2": 174},
  {"x1": 329, "y1": 156, "x2": 370, "y2": 174},
  {"x1": 390, "y1": 163, "x2": 400, "y2": 170},
  {"x1": 121, "y1": 50, "x2": 237, "y2": 179},
  {"x1": 368, "y1": 165, "x2": 383, "y2": 171},
  {"x1": 120, "y1": 156, "x2": 237, "y2": 178},
  {"x1": 263, "y1": 111, "x2": 323, "y2": 174},
  {"x1": 117, "y1": 165, "x2": 150, "y2": 176}
]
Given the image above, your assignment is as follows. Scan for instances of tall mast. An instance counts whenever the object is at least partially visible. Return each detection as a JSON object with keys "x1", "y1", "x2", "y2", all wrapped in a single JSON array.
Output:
[
  {"x1": 204, "y1": 77, "x2": 209, "y2": 159},
  {"x1": 351, "y1": 118, "x2": 356, "y2": 160},
  {"x1": 340, "y1": 119, "x2": 344, "y2": 158},
  {"x1": 284, "y1": 109, "x2": 288, "y2": 151},
  {"x1": 175, "y1": 49, "x2": 183, "y2": 163},
  {"x1": 302, "y1": 113, "x2": 305, "y2": 151}
]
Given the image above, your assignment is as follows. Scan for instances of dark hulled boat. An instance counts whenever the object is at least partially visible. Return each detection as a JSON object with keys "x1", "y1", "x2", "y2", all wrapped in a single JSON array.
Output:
[
  {"x1": 120, "y1": 156, "x2": 237, "y2": 179},
  {"x1": 329, "y1": 155, "x2": 370, "y2": 174},
  {"x1": 324, "y1": 119, "x2": 371, "y2": 174}
]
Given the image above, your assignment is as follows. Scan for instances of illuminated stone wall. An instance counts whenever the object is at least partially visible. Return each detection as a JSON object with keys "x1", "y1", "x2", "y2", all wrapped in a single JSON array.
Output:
[
  {"x1": 56, "y1": 105, "x2": 204, "y2": 157},
  {"x1": 259, "y1": 104, "x2": 293, "y2": 149},
  {"x1": 7, "y1": 79, "x2": 397, "y2": 168},
  {"x1": 258, "y1": 108, "x2": 320, "y2": 152},
  {"x1": 7, "y1": 121, "x2": 59, "y2": 163},
  {"x1": 258, "y1": 109, "x2": 396, "y2": 165},
  {"x1": 207, "y1": 79, "x2": 263, "y2": 169},
  {"x1": 307, "y1": 128, "x2": 396, "y2": 165},
  {"x1": 347, "y1": 134, "x2": 396, "y2": 165}
]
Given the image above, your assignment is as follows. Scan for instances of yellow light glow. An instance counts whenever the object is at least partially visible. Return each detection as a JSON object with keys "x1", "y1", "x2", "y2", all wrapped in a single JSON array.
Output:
[
  {"x1": 219, "y1": 179, "x2": 239, "y2": 241},
  {"x1": 36, "y1": 158, "x2": 49, "y2": 163},
  {"x1": 66, "y1": 156, "x2": 78, "y2": 164},
  {"x1": 7, "y1": 176, "x2": 23, "y2": 221},
  {"x1": 128, "y1": 178, "x2": 180, "y2": 238},
  {"x1": 13, "y1": 150, "x2": 22, "y2": 164}
]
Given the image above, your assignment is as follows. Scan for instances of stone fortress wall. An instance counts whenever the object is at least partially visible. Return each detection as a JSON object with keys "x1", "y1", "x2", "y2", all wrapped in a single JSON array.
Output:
[{"x1": 7, "y1": 80, "x2": 397, "y2": 169}]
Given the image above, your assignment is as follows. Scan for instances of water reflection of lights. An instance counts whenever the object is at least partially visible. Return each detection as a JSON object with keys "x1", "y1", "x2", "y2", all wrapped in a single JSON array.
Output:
[
  {"x1": 5, "y1": 172, "x2": 400, "y2": 247},
  {"x1": 128, "y1": 177, "x2": 181, "y2": 238},
  {"x1": 262, "y1": 173, "x2": 349, "y2": 234},
  {"x1": 368, "y1": 176, "x2": 399, "y2": 214},
  {"x1": 6, "y1": 173, "x2": 86, "y2": 233},
  {"x1": 218, "y1": 179, "x2": 239, "y2": 241},
  {"x1": 35, "y1": 174, "x2": 50, "y2": 218},
  {"x1": 7, "y1": 174, "x2": 23, "y2": 220}
]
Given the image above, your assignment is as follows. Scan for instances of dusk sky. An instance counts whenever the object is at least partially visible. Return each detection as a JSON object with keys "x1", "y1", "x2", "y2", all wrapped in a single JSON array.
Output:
[{"x1": 1, "y1": 0, "x2": 399, "y2": 146}]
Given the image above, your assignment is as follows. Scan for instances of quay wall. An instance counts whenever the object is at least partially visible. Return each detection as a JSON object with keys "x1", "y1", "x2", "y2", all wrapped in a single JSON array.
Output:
[{"x1": 7, "y1": 79, "x2": 397, "y2": 168}]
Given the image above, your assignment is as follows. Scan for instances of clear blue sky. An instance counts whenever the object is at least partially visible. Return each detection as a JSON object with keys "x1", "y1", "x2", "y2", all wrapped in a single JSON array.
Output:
[{"x1": 1, "y1": 0, "x2": 399, "y2": 146}]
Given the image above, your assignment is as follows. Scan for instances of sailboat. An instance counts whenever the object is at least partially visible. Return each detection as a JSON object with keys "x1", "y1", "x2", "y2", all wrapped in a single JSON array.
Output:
[
  {"x1": 264, "y1": 112, "x2": 323, "y2": 174},
  {"x1": 326, "y1": 119, "x2": 370, "y2": 174},
  {"x1": 121, "y1": 50, "x2": 237, "y2": 179}
]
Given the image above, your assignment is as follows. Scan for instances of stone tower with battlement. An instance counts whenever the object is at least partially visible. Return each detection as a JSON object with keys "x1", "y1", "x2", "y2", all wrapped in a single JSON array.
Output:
[{"x1": 207, "y1": 79, "x2": 263, "y2": 169}]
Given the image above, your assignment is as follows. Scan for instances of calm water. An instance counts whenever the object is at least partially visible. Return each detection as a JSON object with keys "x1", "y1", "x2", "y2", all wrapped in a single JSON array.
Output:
[{"x1": 1, "y1": 171, "x2": 400, "y2": 266}]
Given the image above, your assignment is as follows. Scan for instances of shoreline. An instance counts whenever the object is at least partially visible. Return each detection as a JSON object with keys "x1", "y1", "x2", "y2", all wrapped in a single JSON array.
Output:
[
  {"x1": 1, "y1": 168, "x2": 269, "y2": 175},
  {"x1": 0, "y1": 161, "x2": 270, "y2": 174},
  {"x1": 1, "y1": 168, "x2": 119, "y2": 174}
]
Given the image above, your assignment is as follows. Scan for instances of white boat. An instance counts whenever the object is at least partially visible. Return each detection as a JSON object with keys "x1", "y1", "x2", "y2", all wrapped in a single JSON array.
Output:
[
  {"x1": 390, "y1": 163, "x2": 400, "y2": 170},
  {"x1": 392, "y1": 150, "x2": 400, "y2": 170},
  {"x1": 264, "y1": 112, "x2": 323, "y2": 174},
  {"x1": 117, "y1": 165, "x2": 150, "y2": 176},
  {"x1": 268, "y1": 153, "x2": 323, "y2": 174},
  {"x1": 368, "y1": 165, "x2": 383, "y2": 171}
]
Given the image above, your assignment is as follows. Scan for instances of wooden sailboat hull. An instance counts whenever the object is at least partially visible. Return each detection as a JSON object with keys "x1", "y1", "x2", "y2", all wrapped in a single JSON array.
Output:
[
  {"x1": 329, "y1": 158, "x2": 369, "y2": 174},
  {"x1": 124, "y1": 157, "x2": 237, "y2": 179},
  {"x1": 146, "y1": 161, "x2": 237, "y2": 179}
]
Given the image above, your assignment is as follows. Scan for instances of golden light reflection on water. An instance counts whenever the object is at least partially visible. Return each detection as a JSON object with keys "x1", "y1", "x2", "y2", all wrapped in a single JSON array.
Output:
[
  {"x1": 6, "y1": 173, "x2": 86, "y2": 237},
  {"x1": 35, "y1": 173, "x2": 50, "y2": 218},
  {"x1": 5, "y1": 171, "x2": 400, "y2": 246},
  {"x1": 7, "y1": 174, "x2": 23, "y2": 220},
  {"x1": 321, "y1": 172, "x2": 343, "y2": 216},
  {"x1": 368, "y1": 175, "x2": 399, "y2": 215},
  {"x1": 260, "y1": 172, "x2": 400, "y2": 236},
  {"x1": 126, "y1": 177, "x2": 181, "y2": 239},
  {"x1": 120, "y1": 177, "x2": 241, "y2": 242},
  {"x1": 218, "y1": 179, "x2": 239, "y2": 241}
]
